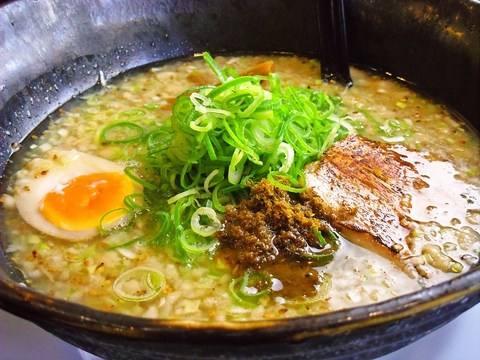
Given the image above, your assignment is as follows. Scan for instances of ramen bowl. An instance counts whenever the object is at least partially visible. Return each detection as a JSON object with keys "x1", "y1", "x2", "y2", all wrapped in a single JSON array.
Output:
[{"x1": 0, "y1": 1, "x2": 479, "y2": 359}]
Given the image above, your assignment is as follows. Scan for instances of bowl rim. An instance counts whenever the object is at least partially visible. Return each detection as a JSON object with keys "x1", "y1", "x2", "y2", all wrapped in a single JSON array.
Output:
[
  {"x1": 0, "y1": 0, "x2": 479, "y2": 342},
  {"x1": 1, "y1": 265, "x2": 479, "y2": 343}
]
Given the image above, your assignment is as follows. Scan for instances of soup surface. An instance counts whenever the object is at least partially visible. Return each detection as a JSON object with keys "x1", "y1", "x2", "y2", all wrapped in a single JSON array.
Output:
[{"x1": 1, "y1": 55, "x2": 479, "y2": 321}]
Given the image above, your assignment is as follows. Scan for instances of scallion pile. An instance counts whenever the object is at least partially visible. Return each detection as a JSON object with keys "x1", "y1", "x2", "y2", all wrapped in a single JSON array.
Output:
[{"x1": 101, "y1": 52, "x2": 353, "y2": 264}]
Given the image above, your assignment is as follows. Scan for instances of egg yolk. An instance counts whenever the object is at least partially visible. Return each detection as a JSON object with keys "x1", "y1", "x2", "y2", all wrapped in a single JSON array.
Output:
[{"x1": 40, "y1": 172, "x2": 135, "y2": 231}]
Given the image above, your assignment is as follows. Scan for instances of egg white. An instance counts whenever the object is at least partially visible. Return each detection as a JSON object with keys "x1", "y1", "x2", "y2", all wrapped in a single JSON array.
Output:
[{"x1": 13, "y1": 149, "x2": 136, "y2": 241}]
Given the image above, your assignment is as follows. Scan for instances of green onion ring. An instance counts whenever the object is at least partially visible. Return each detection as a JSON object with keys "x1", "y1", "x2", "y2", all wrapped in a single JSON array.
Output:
[
  {"x1": 99, "y1": 208, "x2": 135, "y2": 234},
  {"x1": 228, "y1": 270, "x2": 272, "y2": 308},
  {"x1": 180, "y1": 228, "x2": 218, "y2": 253},
  {"x1": 282, "y1": 273, "x2": 332, "y2": 305},
  {"x1": 113, "y1": 266, "x2": 166, "y2": 302},
  {"x1": 190, "y1": 207, "x2": 221, "y2": 237},
  {"x1": 101, "y1": 122, "x2": 144, "y2": 143}
]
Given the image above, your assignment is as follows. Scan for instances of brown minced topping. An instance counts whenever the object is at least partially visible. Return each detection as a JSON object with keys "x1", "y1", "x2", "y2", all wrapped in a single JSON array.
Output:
[{"x1": 216, "y1": 179, "x2": 335, "y2": 299}]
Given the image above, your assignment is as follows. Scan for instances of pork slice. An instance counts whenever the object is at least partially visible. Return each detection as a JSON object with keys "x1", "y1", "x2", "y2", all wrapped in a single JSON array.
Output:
[{"x1": 302, "y1": 134, "x2": 479, "y2": 275}]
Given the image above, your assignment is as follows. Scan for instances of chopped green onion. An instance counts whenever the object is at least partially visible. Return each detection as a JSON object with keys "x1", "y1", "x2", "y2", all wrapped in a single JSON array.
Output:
[
  {"x1": 38, "y1": 242, "x2": 51, "y2": 251},
  {"x1": 190, "y1": 92, "x2": 231, "y2": 117},
  {"x1": 228, "y1": 148, "x2": 247, "y2": 185},
  {"x1": 147, "y1": 130, "x2": 173, "y2": 154},
  {"x1": 113, "y1": 266, "x2": 166, "y2": 302},
  {"x1": 313, "y1": 228, "x2": 328, "y2": 247},
  {"x1": 64, "y1": 244, "x2": 96, "y2": 262},
  {"x1": 123, "y1": 193, "x2": 148, "y2": 212},
  {"x1": 106, "y1": 233, "x2": 151, "y2": 250},
  {"x1": 180, "y1": 228, "x2": 218, "y2": 253},
  {"x1": 288, "y1": 229, "x2": 340, "y2": 266},
  {"x1": 267, "y1": 170, "x2": 307, "y2": 193},
  {"x1": 203, "y1": 52, "x2": 227, "y2": 84},
  {"x1": 167, "y1": 188, "x2": 199, "y2": 205},
  {"x1": 99, "y1": 208, "x2": 135, "y2": 234},
  {"x1": 124, "y1": 166, "x2": 157, "y2": 190},
  {"x1": 100, "y1": 52, "x2": 352, "y2": 263},
  {"x1": 355, "y1": 106, "x2": 411, "y2": 141},
  {"x1": 204, "y1": 169, "x2": 223, "y2": 193},
  {"x1": 277, "y1": 142, "x2": 294, "y2": 173},
  {"x1": 282, "y1": 273, "x2": 332, "y2": 305},
  {"x1": 143, "y1": 101, "x2": 159, "y2": 110},
  {"x1": 101, "y1": 122, "x2": 144, "y2": 143},
  {"x1": 117, "y1": 108, "x2": 147, "y2": 121},
  {"x1": 228, "y1": 270, "x2": 272, "y2": 308},
  {"x1": 190, "y1": 207, "x2": 221, "y2": 237},
  {"x1": 212, "y1": 180, "x2": 234, "y2": 212},
  {"x1": 143, "y1": 211, "x2": 172, "y2": 246}
]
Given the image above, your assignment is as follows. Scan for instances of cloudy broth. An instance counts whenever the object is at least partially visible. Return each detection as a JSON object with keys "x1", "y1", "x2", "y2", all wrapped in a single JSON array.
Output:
[{"x1": 1, "y1": 55, "x2": 479, "y2": 321}]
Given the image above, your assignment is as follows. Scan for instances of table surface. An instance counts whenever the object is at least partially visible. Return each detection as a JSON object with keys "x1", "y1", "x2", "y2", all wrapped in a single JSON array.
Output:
[{"x1": 1, "y1": 303, "x2": 479, "y2": 360}]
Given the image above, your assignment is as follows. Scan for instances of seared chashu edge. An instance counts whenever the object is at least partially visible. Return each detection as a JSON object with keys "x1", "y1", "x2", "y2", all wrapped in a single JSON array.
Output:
[{"x1": 302, "y1": 134, "x2": 465, "y2": 276}]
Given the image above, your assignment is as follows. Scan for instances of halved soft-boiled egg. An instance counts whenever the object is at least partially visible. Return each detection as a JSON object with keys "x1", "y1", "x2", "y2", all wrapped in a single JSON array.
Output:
[{"x1": 13, "y1": 149, "x2": 142, "y2": 241}]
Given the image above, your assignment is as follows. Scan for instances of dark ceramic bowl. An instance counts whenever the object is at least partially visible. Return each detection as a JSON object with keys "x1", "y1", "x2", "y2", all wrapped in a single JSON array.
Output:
[{"x1": 0, "y1": 1, "x2": 479, "y2": 359}]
